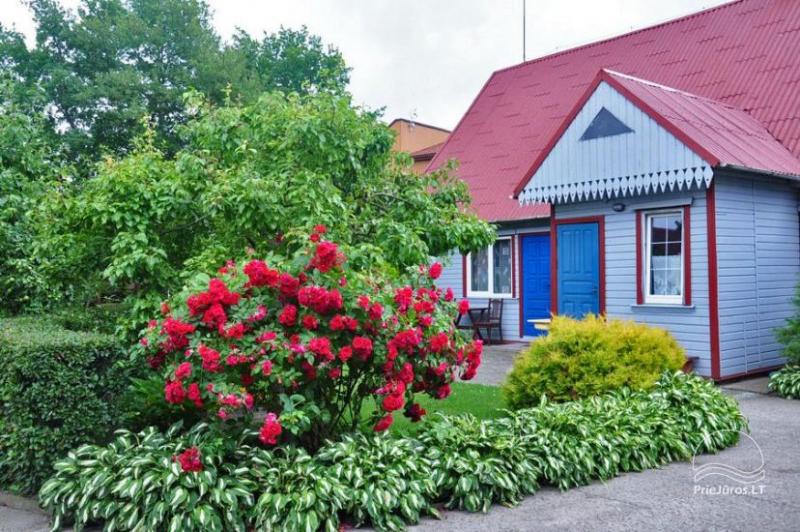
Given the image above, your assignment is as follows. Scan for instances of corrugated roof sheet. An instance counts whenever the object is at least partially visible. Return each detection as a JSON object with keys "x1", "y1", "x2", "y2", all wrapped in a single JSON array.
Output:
[
  {"x1": 605, "y1": 70, "x2": 800, "y2": 176},
  {"x1": 430, "y1": 0, "x2": 800, "y2": 222}
]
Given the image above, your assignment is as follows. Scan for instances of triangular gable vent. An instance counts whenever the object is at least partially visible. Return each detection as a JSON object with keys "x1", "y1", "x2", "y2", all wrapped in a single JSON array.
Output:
[{"x1": 579, "y1": 107, "x2": 633, "y2": 140}]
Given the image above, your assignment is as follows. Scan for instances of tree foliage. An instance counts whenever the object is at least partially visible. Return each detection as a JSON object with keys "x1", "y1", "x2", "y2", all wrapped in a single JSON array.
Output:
[
  {"x1": 0, "y1": 77, "x2": 66, "y2": 313},
  {"x1": 0, "y1": 0, "x2": 350, "y2": 164},
  {"x1": 34, "y1": 91, "x2": 494, "y2": 327}
]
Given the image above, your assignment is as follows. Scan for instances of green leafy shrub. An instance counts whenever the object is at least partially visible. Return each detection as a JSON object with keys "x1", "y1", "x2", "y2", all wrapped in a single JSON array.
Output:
[
  {"x1": 0, "y1": 317, "x2": 129, "y2": 494},
  {"x1": 502, "y1": 315, "x2": 686, "y2": 407},
  {"x1": 41, "y1": 373, "x2": 745, "y2": 531},
  {"x1": 768, "y1": 365, "x2": 800, "y2": 399},
  {"x1": 776, "y1": 283, "x2": 800, "y2": 365}
]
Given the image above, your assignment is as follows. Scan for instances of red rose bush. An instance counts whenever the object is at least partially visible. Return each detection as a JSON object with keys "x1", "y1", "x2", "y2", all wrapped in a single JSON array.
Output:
[{"x1": 136, "y1": 227, "x2": 481, "y2": 450}]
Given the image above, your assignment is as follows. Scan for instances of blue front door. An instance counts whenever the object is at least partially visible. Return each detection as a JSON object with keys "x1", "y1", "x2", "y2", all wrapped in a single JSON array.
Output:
[
  {"x1": 521, "y1": 234, "x2": 551, "y2": 336},
  {"x1": 557, "y1": 222, "x2": 600, "y2": 318}
]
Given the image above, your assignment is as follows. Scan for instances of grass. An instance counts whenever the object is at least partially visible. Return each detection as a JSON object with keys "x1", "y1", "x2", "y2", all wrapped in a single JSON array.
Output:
[{"x1": 363, "y1": 382, "x2": 506, "y2": 436}]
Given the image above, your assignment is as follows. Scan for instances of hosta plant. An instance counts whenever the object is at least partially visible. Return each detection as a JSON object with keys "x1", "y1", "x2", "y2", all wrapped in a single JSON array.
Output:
[
  {"x1": 768, "y1": 365, "x2": 800, "y2": 399},
  {"x1": 40, "y1": 372, "x2": 747, "y2": 532},
  {"x1": 39, "y1": 422, "x2": 256, "y2": 532},
  {"x1": 134, "y1": 227, "x2": 482, "y2": 451}
]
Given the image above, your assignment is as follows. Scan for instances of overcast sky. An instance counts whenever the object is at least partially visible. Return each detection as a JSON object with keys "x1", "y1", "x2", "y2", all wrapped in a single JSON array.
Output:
[{"x1": 0, "y1": 0, "x2": 731, "y2": 129}]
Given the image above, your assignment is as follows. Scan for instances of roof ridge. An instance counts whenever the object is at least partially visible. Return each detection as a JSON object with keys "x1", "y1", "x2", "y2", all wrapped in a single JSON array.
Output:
[
  {"x1": 494, "y1": 0, "x2": 744, "y2": 76},
  {"x1": 603, "y1": 69, "x2": 746, "y2": 112}
]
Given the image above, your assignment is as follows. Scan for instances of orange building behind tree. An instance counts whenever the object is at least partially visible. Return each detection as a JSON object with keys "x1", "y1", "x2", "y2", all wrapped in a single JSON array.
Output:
[{"x1": 388, "y1": 118, "x2": 449, "y2": 174}]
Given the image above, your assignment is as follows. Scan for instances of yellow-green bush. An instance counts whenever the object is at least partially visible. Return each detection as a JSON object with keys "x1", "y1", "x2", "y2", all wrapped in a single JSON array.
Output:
[{"x1": 502, "y1": 315, "x2": 686, "y2": 407}]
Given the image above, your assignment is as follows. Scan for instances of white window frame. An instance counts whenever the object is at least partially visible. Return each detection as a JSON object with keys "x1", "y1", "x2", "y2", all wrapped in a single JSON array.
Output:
[
  {"x1": 466, "y1": 237, "x2": 513, "y2": 298},
  {"x1": 642, "y1": 209, "x2": 685, "y2": 305}
]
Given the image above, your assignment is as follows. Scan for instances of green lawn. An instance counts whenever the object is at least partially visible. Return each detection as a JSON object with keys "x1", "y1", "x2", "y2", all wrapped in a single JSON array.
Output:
[{"x1": 369, "y1": 383, "x2": 507, "y2": 435}]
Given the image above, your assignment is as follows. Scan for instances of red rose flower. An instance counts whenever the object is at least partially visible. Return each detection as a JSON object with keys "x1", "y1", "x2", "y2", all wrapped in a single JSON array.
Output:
[
  {"x1": 436, "y1": 384, "x2": 452, "y2": 399},
  {"x1": 198, "y1": 344, "x2": 222, "y2": 372},
  {"x1": 187, "y1": 382, "x2": 203, "y2": 408},
  {"x1": 223, "y1": 322, "x2": 246, "y2": 339},
  {"x1": 428, "y1": 262, "x2": 443, "y2": 280},
  {"x1": 262, "y1": 359, "x2": 273, "y2": 376},
  {"x1": 313, "y1": 224, "x2": 327, "y2": 234},
  {"x1": 243, "y1": 260, "x2": 279, "y2": 288},
  {"x1": 309, "y1": 337, "x2": 334, "y2": 362},
  {"x1": 328, "y1": 367, "x2": 342, "y2": 379},
  {"x1": 278, "y1": 273, "x2": 300, "y2": 298},
  {"x1": 259, "y1": 413, "x2": 282, "y2": 446},
  {"x1": 373, "y1": 414, "x2": 394, "y2": 432},
  {"x1": 338, "y1": 346, "x2": 353, "y2": 363},
  {"x1": 164, "y1": 380, "x2": 185, "y2": 404},
  {"x1": 429, "y1": 332, "x2": 450, "y2": 353},
  {"x1": 458, "y1": 300, "x2": 470, "y2": 315},
  {"x1": 368, "y1": 303, "x2": 384, "y2": 321},
  {"x1": 176, "y1": 447, "x2": 203, "y2": 473},
  {"x1": 278, "y1": 304, "x2": 298, "y2": 327},
  {"x1": 405, "y1": 403, "x2": 426, "y2": 422},
  {"x1": 382, "y1": 392, "x2": 405, "y2": 412},
  {"x1": 174, "y1": 362, "x2": 192, "y2": 380},
  {"x1": 301, "y1": 314, "x2": 319, "y2": 330},
  {"x1": 398, "y1": 362, "x2": 414, "y2": 384},
  {"x1": 352, "y1": 336, "x2": 373, "y2": 360},
  {"x1": 310, "y1": 241, "x2": 343, "y2": 273},
  {"x1": 444, "y1": 287, "x2": 455, "y2": 302}
]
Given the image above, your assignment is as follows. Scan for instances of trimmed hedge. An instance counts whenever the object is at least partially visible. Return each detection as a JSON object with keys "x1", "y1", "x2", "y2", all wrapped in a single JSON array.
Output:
[
  {"x1": 40, "y1": 372, "x2": 746, "y2": 531},
  {"x1": 503, "y1": 315, "x2": 686, "y2": 407},
  {"x1": 0, "y1": 317, "x2": 129, "y2": 494},
  {"x1": 768, "y1": 365, "x2": 800, "y2": 399}
]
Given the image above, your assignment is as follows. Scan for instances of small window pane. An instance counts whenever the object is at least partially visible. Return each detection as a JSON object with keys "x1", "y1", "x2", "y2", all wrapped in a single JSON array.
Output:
[
  {"x1": 470, "y1": 247, "x2": 489, "y2": 292},
  {"x1": 647, "y1": 212, "x2": 683, "y2": 299},
  {"x1": 493, "y1": 240, "x2": 512, "y2": 294}
]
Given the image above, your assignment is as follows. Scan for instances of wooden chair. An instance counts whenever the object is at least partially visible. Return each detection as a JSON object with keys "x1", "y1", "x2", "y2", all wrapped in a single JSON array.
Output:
[
  {"x1": 454, "y1": 312, "x2": 478, "y2": 339},
  {"x1": 473, "y1": 298, "x2": 503, "y2": 345}
]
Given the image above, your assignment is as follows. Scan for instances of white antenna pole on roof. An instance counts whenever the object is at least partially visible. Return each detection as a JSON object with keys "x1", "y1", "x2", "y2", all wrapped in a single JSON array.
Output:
[{"x1": 522, "y1": 0, "x2": 527, "y2": 61}]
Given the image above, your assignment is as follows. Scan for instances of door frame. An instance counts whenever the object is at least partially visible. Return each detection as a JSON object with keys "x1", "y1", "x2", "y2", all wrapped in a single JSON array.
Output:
[
  {"x1": 550, "y1": 211, "x2": 606, "y2": 316},
  {"x1": 517, "y1": 230, "x2": 551, "y2": 337}
]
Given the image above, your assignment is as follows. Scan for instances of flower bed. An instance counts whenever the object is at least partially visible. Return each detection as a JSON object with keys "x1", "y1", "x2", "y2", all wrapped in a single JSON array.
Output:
[{"x1": 40, "y1": 372, "x2": 746, "y2": 531}]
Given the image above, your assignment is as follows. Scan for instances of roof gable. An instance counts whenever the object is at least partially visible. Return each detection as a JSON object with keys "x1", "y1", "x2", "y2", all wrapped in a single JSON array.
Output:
[
  {"x1": 430, "y1": 0, "x2": 800, "y2": 222},
  {"x1": 517, "y1": 74, "x2": 713, "y2": 205}
]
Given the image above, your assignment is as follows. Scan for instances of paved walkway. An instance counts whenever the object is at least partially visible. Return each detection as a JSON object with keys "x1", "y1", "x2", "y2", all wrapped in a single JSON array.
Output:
[
  {"x1": 413, "y1": 382, "x2": 800, "y2": 532},
  {"x1": 470, "y1": 342, "x2": 528, "y2": 386}
]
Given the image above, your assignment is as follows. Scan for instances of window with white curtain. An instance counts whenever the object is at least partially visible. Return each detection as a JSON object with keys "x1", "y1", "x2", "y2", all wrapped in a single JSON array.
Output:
[{"x1": 467, "y1": 237, "x2": 512, "y2": 297}]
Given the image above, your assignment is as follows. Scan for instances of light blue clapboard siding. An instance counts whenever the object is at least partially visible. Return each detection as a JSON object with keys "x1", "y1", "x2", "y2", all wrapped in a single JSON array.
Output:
[
  {"x1": 715, "y1": 175, "x2": 800, "y2": 377},
  {"x1": 554, "y1": 187, "x2": 713, "y2": 376},
  {"x1": 435, "y1": 224, "x2": 548, "y2": 341}
]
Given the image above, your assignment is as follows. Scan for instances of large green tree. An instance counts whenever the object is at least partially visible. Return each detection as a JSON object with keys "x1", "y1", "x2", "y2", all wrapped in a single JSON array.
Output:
[
  {"x1": 0, "y1": 0, "x2": 350, "y2": 164},
  {"x1": 0, "y1": 77, "x2": 67, "y2": 313},
  {"x1": 35, "y1": 91, "x2": 494, "y2": 330}
]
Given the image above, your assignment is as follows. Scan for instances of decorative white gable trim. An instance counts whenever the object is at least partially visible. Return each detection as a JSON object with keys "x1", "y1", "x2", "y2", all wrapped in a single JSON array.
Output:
[{"x1": 518, "y1": 81, "x2": 713, "y2": 205}]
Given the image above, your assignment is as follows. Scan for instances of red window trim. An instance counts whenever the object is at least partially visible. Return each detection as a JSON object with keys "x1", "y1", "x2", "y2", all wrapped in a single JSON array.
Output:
[
  {"x1": 511, "y1": 235, "x2": 517, "y2": 299},
  {"x1": 635, "y1": 206, "x2": 692, "y2": 306},
  {"x1": 461, "y1": 254, "x2": 467, "y2": 298},
  {"x1": 550, "y1": 214, "x2": 606, "y2": 316}
]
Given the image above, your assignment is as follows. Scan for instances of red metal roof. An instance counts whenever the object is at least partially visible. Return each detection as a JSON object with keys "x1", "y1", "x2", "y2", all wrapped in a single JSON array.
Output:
[
  {"x1": 429, "y1": 0, "x2": 800, "y2": 222},
  {"x1": 604, "y1": 70, "x2": 800, "y2": 176}
]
